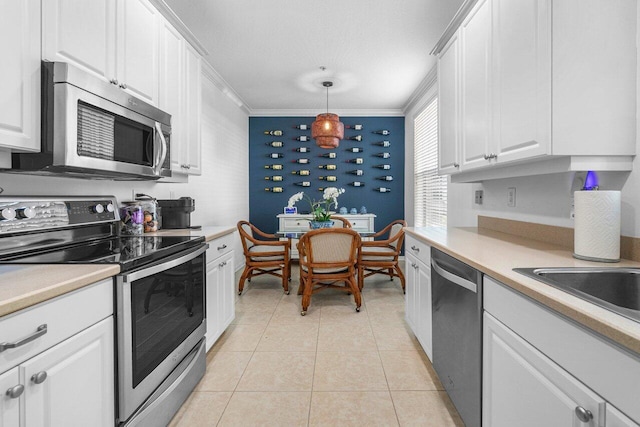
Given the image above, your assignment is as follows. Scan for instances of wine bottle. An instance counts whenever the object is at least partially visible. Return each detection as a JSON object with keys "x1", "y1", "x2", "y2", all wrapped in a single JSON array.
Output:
[
  {"x1": 264, "y1": 130, "x2": 283, "y2": 136},
  {"x1": 346, "y1": 158, "x2": 364, "y2": 164},
  {"x1": 375, "y1": 152, "x2": 391, "y2": 159},
  {"x1": 349, "y1": 181, "x2": 365, "y2": 187},
  {"x1": 295, "y1": 147, "x2": 310, "y2": 153},
  {"x1": 319, "y1": 152, "x2": 337, "y2": 159},
  {"x1": 264, "y1": 164, "x2": 283, "y2": 170},
  {"x1": 374, "y1": 164, "x2": 391, "y2": 170},
  {"x1": 268, "y1": 153, "x2": 284, "y2": 159},
  {"x1": 318, "y1": 164, "x2": 337, "y2": 170},
  {"x1": 291, "y1": 170, "x2": 310, "y2": 175},
  {"x1": 294, "y1": 181, "x2": 311, "y2": 187},
  {"x1": 319, "y1": 176, "x2": 337, "y2": 181},
  {"x1": 265, "y1": 187, "x2": 284, "y2": 192},
  {"x1": 318, "y1": 187, "x2": 326, "y2": 192},
  {"x1": 374, "y1": 140, "x2": 391, "y2": 147},
  {"x1": 346, "y1": 147, "x2": 363, "y2": 153},
  {"x1": 295, "y1": 124, "x2": 310, "y2": 130},
  {"x1": 346, "y1": 124, "x2": 363, "y2": 130},
  {"x1": 377, "y1": 175, "x2": 393, "y2": 181},
  {"x1": 348, "y1": 135, "x2": 362, "y2": 142},
  {"x1": 295, "y1": 135, "x2": 310, "y2": 142},
  {"x1": 266, "y1": 141, "x2": 284, "y2": 147},
  {"x1": 374, "y1": 187, "x2": 391, "y2": 193},
  {"x1": 373, "y1": 130, "x2": 390, "y2": 135},
  {"x1": 264, "y1": 175, "x2": 283, "y2": 181},
  {"x1": 348, "y1": 169, "x2": 364, "y2": 176},
  {"x1": 293, "y1": 158, "x2": 309, "y2": 164}
]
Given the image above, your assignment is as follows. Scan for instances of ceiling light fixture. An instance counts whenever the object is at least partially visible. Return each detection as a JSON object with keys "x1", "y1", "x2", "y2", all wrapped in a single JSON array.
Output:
[{"x1": 312, "y1": 81, "x2": 344, "y2": 149}]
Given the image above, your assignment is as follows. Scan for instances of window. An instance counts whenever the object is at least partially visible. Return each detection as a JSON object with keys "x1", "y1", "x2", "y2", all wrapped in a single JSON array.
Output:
[{"x1": 414, "y1": 96, "x2": 447, "y2": 227}]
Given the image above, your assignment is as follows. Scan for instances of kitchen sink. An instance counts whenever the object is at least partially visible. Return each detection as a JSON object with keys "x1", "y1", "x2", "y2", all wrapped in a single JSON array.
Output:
[{"x1": 513, "y1": 268, "x2": 640, "y2": 323}]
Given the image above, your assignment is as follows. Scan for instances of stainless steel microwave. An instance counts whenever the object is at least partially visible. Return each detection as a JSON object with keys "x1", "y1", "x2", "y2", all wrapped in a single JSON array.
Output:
[{"x1": 7, "y1": 61, "x2": 171, "y2": 180}]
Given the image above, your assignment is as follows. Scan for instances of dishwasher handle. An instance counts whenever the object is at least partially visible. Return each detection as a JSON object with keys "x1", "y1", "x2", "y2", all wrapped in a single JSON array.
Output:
[{"x1": 431, "y1": 258, "x2": 477, "y2": 293}]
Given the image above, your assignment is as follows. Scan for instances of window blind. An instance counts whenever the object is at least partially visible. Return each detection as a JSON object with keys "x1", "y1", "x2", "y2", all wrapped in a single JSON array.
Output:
[{"x1": 414, "y1": 96, "x2": 447, "y2": 227}]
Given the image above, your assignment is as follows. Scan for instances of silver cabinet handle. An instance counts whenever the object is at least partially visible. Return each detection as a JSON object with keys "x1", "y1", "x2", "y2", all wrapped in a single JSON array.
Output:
[
  {"x1": 217, "y1": 244, "x2": 227, "y2": 250},
  {"x1": 119, "y1": 83, "x2": 128, "y2": 89},
  {"x1": 575, "y1": 406, "x2": 593, "y2": 423},
  {"x1": 411, "y1": 245, "x2": 420, "y2": 252},
  {"x1": 453, "y1": 162, "x2": 460, "y2": 168},
  {"x1": 6, "y1": 385, "x2": 24, "y2": 399},
  {"x1": 219, "y1": 261, "x2": 227, "y2": 268},
  {"x1": 110, "y1": 78, "x2": 118, "y2": 85},
  {"x1": 31, "y1": 371, "x2": 47, "y2": 385},
  {"x1": 0, "y1": 324, "x2": 47, "y2": 353}
]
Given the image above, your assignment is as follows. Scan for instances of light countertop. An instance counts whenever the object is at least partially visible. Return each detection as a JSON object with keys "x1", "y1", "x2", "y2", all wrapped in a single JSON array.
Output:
[
  {"x1": 0, "y1": 226, "x2": 236, "y2": 318},
  {"x1": 405, "y1": 226, "x2": 640, "y2": 355}
]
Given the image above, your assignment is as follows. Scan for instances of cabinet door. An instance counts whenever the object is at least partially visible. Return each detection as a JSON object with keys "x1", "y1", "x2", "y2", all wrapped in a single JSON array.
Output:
[
  {"x1": 416, "y1": 258, "x2": 432, "y2": 361},
  {"x1": 484, "y1": 312, "x2": 604, "y2": 427},
  {"x1": 0, "y1": 368, "x2": 20, "y2": 427},
  {"x1": 21, "y1": 317, "x2": 115, "y2": 427},
  {"x1": 41, "y1": 0, "x2": 116, "y2": 83},
  {"x1": 206, "y1": 258, "x2": 221, "y2": 351},
  {"x1": 492, "y1": 0, "x2": 551, "y2": 163},
  {"x1": 404, "y1": 254, "x2": 419, "y2": 334},
  {"x1": 218, "y1": 252, "x2": 236, "y2": 333},
  {"x1": 0, "y1": 0, "x2": 40, "y2": 152},
  {"x1": 460, "y1": 0, "x2": 492, "y2": 170},
  {"x1": 116, "y1": 0, "x2": 159, "y2": 105},
  {"x1": 607, "y1": 405, "x2": 639, "y2": 427},
  {"x1": 437, "y1": 32, "x2": 460, "y2": 174},
  {"x1": 183, "y1": 43, "x2": 202, "y2": 175}
]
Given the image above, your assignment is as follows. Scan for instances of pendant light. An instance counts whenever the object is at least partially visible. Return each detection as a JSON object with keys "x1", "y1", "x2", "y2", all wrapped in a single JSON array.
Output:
[{"x1": 312, "y1": 81, "x2": 344, "y2": 149}]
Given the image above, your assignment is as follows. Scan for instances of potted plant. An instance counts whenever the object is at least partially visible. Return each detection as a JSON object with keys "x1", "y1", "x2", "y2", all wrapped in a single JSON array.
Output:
[{"x1": 287, "y1": 187, "x2": 346, "y2": 229}]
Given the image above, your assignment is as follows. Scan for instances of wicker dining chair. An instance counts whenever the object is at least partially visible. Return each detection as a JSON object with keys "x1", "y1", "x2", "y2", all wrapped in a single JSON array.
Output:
[
  {"x1": 237, "y1": 220, "x2": 291, "y2": 295},
  {"x1": 297, "y1": 228, "x2": 361, "y2": 315},
  {"x1": 357, "y1": 219, "x2": 407, "y2": 292},
  {"x1": 330, "y1": 215, "x2": 352, "y2": 228}
]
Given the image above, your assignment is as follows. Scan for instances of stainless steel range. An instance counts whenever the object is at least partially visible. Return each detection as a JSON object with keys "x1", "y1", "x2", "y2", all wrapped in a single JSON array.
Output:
[{"x1": 0, "y1": 196, "x2": 207, "y2": 426}]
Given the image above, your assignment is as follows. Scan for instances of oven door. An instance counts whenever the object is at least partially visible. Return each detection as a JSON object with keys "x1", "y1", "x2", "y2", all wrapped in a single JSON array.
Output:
[{"x1": 116, "y1": 244, "x2": 207, "y2": 423}]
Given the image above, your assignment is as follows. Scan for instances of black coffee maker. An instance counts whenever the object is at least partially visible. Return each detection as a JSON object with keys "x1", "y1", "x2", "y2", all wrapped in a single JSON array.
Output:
[{"x1": 157, "y1": 197, "x2": 196, "y2": 229}]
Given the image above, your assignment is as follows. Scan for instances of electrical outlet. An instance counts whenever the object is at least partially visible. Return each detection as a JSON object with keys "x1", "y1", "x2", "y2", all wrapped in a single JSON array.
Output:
[
  {"x1": 507, "y1": 187, "x2": 516, "y2": 207},
  {"x1": 170, "y1": 191, "x2": 175, "y2": 199},
  {"x1": 474, "y1": 190, "x2": 483, "y2": 205},
  {"x1": 131, "y1": 189, "x2": 136, "y2": 201},
  {"x1": 570, "y1": 196, "x2": 575, "y2": 219}
]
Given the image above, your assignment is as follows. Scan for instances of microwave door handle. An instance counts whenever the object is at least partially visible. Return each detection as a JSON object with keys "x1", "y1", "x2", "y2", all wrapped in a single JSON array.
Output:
[{"x1": 154, "y1": 122, "x2": 168, "y2": 175}]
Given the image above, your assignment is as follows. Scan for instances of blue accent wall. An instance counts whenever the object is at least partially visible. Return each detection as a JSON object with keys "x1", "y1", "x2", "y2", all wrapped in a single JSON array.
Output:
[{"x1": 249, "y1": 116, "x2": 405, "y2": 233}]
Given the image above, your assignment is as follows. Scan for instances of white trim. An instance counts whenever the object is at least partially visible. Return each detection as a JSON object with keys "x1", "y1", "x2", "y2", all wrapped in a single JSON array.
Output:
[
  {"x1": 403, "y1": 65, "x2": 438, "y2": 114},
  {"x1": 430, "y1": 0, "x2": 479, "y2": 56},
  {"x1": 149, "y1": 0, "x2": 208, "y2": 56},
  {"x1": 201, "y1": 61, "x2": 251, "y2": 114},
  {"x1": 248, "y1": 109, "x2": 405, "y2": 117}
]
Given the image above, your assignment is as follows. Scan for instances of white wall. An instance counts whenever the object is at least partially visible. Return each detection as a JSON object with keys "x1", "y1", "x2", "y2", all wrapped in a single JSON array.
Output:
[{"x1": 0, "y1": 69, "x2": 250, "y2": 266}]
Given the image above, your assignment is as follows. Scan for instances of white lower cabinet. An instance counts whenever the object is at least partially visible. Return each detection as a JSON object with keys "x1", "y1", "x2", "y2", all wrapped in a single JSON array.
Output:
[
  {"x1": 205, "y1": 235, "x2": 236, "y2": 351},
  {"x1": 404, "y1": 235, "x2": 432, "y2": 361},
  {"x1": 0, "y1": 279, "x2": 115, "y2": 427},
  {"x1": 484, "y1": 276, "x2": 640, "y2": 427}
]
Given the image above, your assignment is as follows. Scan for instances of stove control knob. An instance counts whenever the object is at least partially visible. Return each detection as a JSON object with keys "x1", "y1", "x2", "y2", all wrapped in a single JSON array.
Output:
[
  {"x1": 92, "y1": 204, "x2": 105, "y2": 214},
  {"x1": 105, "y1": 203, "x2": 115, "y2": 213},
  {"x1": 0, "y1": 208, "x2": 16, "y2": 221},
  {"x1": 16, "y1": 207, "x2": 36, "y2": 219}
]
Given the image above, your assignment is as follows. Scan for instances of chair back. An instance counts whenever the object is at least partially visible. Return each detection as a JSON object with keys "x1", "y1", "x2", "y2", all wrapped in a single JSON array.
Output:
[
  {"x1": 330, "y1": 216, "x2": 352, "y2": 228},
  {"x1": 299, "y1": 228, "x2": 360, "y2": 268},
  {"x1": 237, "y1": 220, "x2": 255, "y2": 252},
  {"x1": 388, "y1": 222, "x2": 405, "y2": 250}
]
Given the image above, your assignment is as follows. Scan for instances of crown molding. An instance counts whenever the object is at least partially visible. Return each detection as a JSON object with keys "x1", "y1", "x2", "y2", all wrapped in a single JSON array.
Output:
[
  {"x1": 248, "y1": 109, "x2": 405, "y2": 117},
  {"x1": 430, "y1": 0, "x2": 479, "y2": 55},
  {"x1": 201, "y1": 61, "x2": 251, "y2": 114},
  {"x1": 403, "y1": 65, "x2": 438, "y2": 114},
  {"x1": 148, "y1": 0, "x2": 209, "y2": 56}
]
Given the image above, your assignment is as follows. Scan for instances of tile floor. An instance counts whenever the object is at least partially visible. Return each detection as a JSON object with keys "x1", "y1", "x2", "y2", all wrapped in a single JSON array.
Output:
[{"x1": 169, "y1": 264, "x2": 464, "y2": 426}]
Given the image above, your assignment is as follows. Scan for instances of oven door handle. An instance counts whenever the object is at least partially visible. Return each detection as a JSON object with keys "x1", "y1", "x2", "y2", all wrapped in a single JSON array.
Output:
[{"x1": 122, "y1": 244, "x2": 208, "y2": 283}]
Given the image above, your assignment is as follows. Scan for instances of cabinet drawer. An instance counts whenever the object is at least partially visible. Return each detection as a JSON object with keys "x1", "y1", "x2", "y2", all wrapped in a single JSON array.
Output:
[
  {"x1": 405, "y1": 235, "x2": 431, "y2": 264},
  {"x1": 281, "y1": 218, "x2": 310, "y2": 231},
  {"x1": 207, "y1": 233, "x2": 234, "y2": 261},
  {"x1": 349, "y1": 219, "x2": 369, "y2": 231},
  {"x1": 0, "y1": 279, "x2": 113, "y2": 374}
]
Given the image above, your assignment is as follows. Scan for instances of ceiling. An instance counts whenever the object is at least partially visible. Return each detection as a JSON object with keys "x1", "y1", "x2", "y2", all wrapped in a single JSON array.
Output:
[{"x1": 164, "y1": 0, "x2": 464, "y2": 114}]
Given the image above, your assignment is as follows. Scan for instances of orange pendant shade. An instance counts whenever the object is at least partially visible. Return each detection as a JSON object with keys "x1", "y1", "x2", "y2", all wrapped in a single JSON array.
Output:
[{"x1": 312, "y1": 113, "x2": 344, "y2": 149}]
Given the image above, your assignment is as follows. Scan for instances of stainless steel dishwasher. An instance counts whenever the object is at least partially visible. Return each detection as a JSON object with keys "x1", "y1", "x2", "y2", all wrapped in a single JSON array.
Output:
[{"x1": 431, "y1": 247, "x2": 483, "y2": 427}]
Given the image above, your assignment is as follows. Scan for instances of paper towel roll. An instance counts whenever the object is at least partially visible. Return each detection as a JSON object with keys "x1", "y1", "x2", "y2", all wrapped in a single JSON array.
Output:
[{"x1": 574, "y1": 190, "x2": 621, "y2": 262}]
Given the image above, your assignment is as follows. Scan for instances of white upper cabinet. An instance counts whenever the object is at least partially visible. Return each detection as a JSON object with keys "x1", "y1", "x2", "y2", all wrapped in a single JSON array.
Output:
[
  {"x1": 437, "y1": 32, "x2": 460, "y2": 174},
  {"x1": 433, "y1": 0, "x2": 636, "y2": 182},
  {"x1": 42, "y1": 0, "x2": 159, "y2": 105},
  {"x1": 0, "y1": 0, "x2": 41, "y2": 152}
]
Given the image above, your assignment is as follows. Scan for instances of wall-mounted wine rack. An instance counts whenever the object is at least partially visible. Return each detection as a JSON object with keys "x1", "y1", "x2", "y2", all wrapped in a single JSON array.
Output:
[{"x1": 249, "y1": 117, "x2": 405, "y2": 233}]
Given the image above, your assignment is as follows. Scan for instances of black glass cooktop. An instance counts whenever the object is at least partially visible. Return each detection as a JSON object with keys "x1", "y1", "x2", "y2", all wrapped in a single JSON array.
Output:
[{"x1": 0, "y1": 235, "x2": 205, "y2": 272}]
